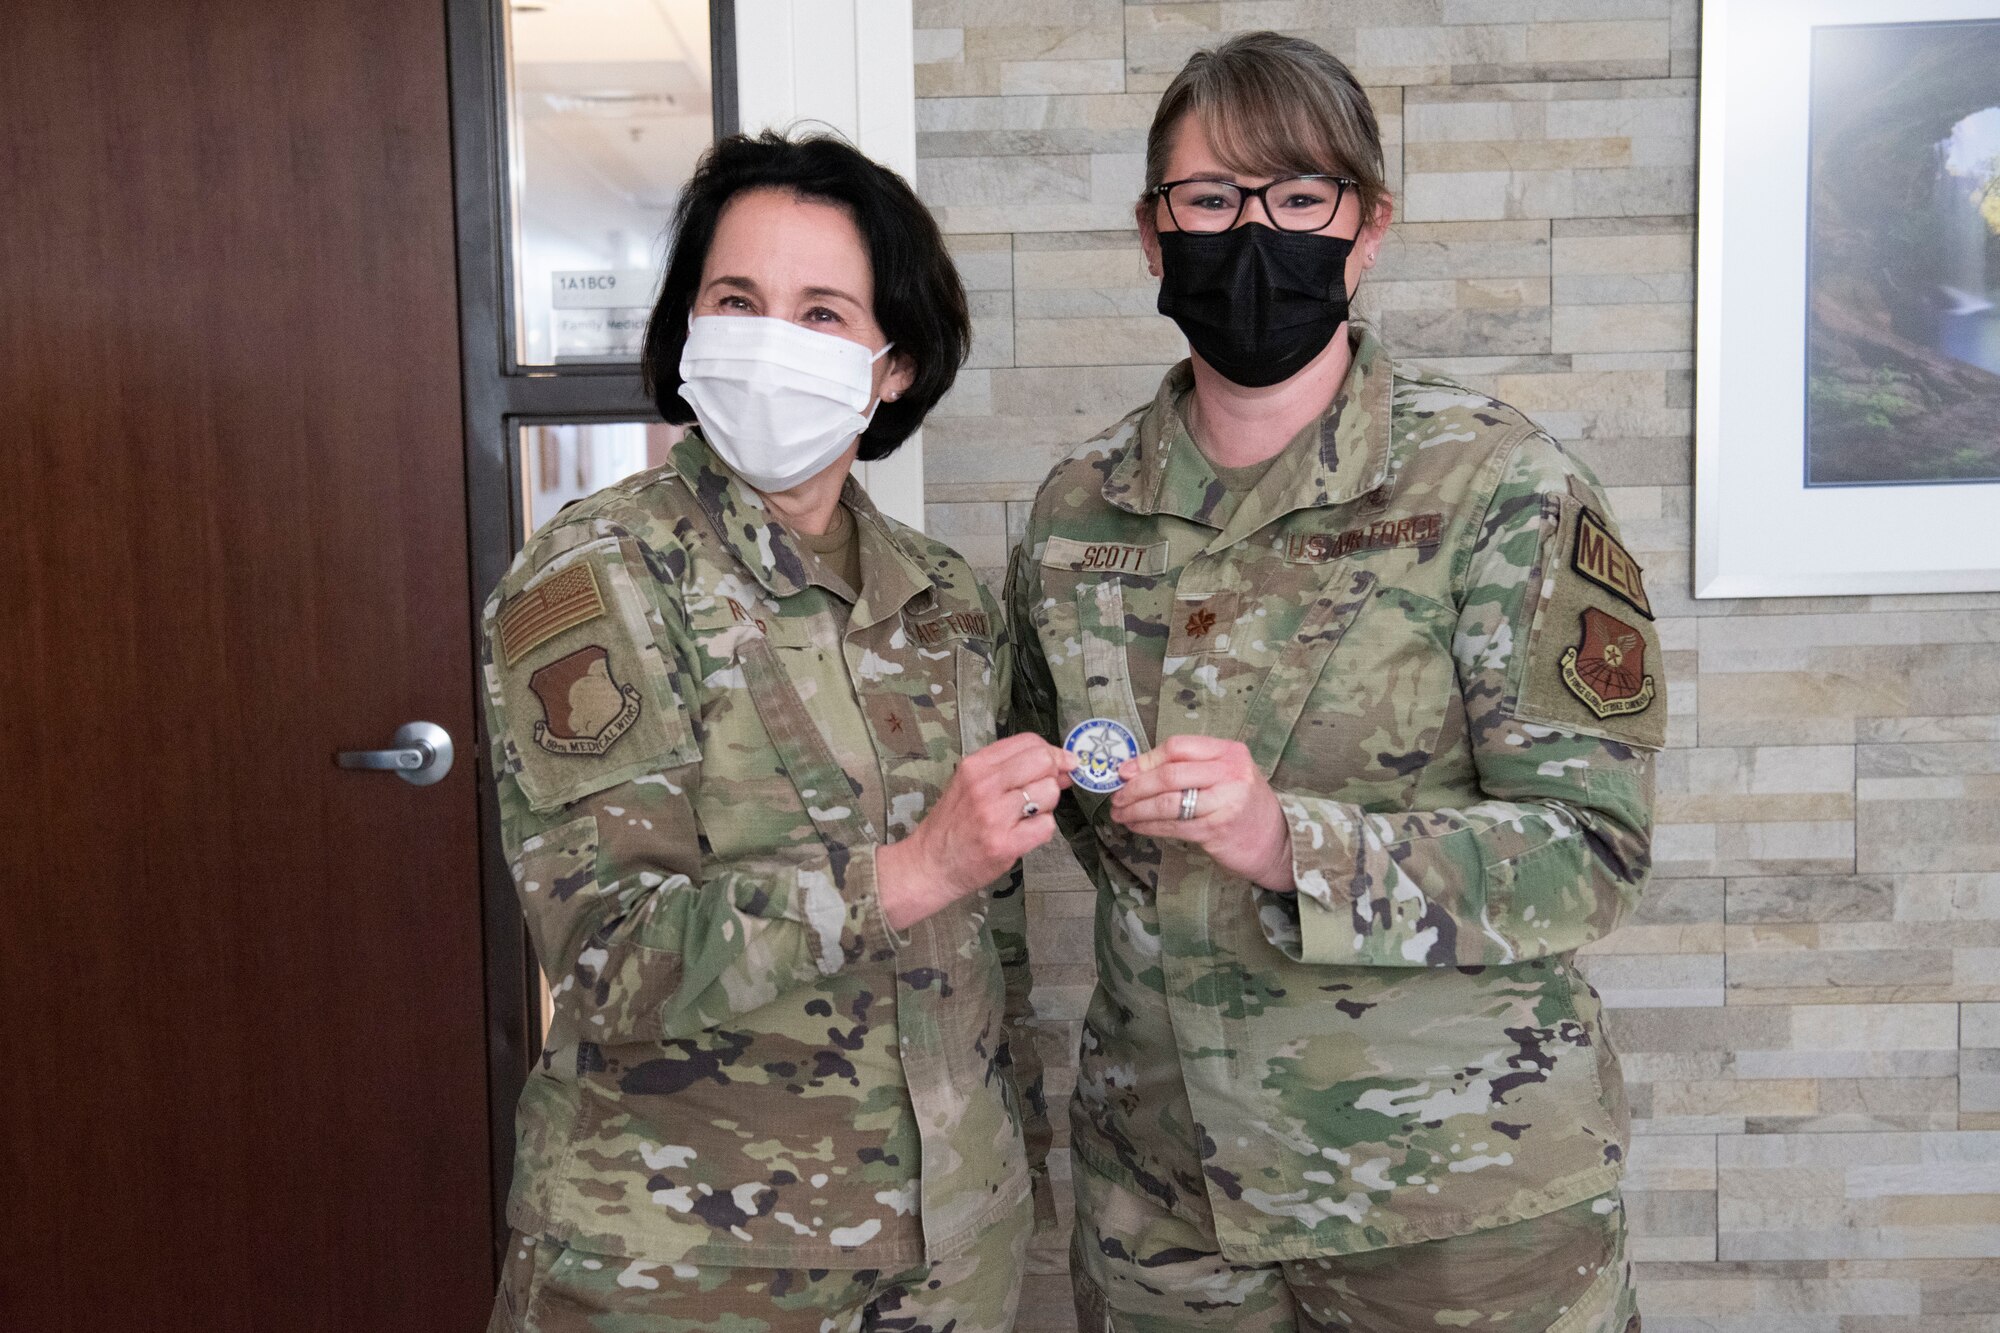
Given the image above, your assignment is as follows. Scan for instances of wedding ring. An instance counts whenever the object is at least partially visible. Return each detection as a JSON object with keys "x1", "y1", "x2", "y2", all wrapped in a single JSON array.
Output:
[
  {"x1": 1179, "y1": 787, "x2": 1199, "y2": 821},
  {"x1": 1021, "y1": 790, "x2": 1040, "y2": 819}
]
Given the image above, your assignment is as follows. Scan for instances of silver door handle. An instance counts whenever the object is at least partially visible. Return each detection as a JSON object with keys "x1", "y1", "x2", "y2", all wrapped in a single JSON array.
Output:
[{"x1": 336, "y1": 721, "x2": 454, "y2": 786}]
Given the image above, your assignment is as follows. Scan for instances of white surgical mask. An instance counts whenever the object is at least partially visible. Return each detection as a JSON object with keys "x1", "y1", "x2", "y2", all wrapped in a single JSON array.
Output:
[{"x1": 677, "y1": 314, "x2": 893, "y2": 493}]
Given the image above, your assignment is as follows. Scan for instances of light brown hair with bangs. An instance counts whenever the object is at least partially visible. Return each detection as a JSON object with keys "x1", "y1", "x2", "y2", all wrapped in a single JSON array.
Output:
[{"x1": 1143, "y1": 31, "x2": 1388, "y2": 221}]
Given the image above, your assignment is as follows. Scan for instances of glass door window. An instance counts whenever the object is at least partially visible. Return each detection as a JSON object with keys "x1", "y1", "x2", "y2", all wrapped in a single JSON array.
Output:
[
  {"x1": 519, "y1": 420, "x2": 684, "y2": 532},
  {"x1": 504, "y1": 0, "x2": 716, "y2": 365},
  {"x1": 450, "y1": 0, "x2": 734, "y2": 1218}
]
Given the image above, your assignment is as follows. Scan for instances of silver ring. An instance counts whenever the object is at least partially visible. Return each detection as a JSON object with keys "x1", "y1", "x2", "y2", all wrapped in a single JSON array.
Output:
[
  {"x1": 1021, "y1": 790, "x2": 1040, "y2": 819},
  {"x1": 1179, "y1": 787, "x2": 1199, "y2": 821}
]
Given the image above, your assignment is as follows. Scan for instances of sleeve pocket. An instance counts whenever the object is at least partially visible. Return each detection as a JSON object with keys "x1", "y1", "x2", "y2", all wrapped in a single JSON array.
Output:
[
  {"x1": 486, "y1": 536, "x2": 702, "y2": 812},
  {"x1": 520, "y1": 811, "x2": 691, "y2": 1040},
  {"x1": 515, "y1": 813, "x2": 604, "y2": 988},
  {"x1": 1511, "y1": 497, "x2": 1666, "y2": 752}
]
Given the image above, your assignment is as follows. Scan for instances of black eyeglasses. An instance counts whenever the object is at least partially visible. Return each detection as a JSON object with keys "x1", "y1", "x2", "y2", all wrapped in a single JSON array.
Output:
[{"x1": 1149, "y1": 174, "x2": 1357, "y2": 234}]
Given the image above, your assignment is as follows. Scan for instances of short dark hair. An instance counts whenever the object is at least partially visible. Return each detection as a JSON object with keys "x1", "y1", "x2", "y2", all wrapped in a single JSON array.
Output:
[
  {"x1": 1146, "y1": 32, "x2": 1388, "y2": 223},
  {"x1": 642, "y1": 131, "x2": 969, "y2": 461}
]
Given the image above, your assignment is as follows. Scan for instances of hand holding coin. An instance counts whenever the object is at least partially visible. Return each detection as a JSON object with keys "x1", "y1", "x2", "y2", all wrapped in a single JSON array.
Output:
[
  {"x1": 877, "y1": 733, "x2": 1076, "y2": 930},
  {"x1": 1108, "y1": 733, "x2": 1297, "y2": 892}
]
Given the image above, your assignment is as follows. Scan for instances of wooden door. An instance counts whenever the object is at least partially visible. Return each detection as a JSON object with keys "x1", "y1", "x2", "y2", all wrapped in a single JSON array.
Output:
[{"x1": 0, "y1": 1, "x2": 493, "y2": 1327}]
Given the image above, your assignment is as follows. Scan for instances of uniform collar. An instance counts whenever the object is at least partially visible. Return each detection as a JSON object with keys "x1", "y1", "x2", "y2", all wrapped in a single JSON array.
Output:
[
  {"x1": 1102, "y1": 326, "x2": 1394, "y2": 542},
  {"x1": 671, "y1": 429, "x2": 936, "y2": 627},
  {"x1": 846, "y1": 487, "x2": 935, "y2": 633}
]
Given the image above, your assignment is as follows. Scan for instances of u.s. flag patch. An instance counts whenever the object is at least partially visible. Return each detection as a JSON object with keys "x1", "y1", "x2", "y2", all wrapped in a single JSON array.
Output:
[{"x1": 499, "y1": 562, "x2": 606, "y2": 665}]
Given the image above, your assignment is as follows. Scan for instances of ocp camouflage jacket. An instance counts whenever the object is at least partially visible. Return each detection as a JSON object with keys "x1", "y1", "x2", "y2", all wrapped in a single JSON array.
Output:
[
  {"x1": 1007, "y1": 329, "x2": 1662, "y2": 1262},
  {"x1": 482, "y1": 432, "x2": 1049, "y2": 1269}
]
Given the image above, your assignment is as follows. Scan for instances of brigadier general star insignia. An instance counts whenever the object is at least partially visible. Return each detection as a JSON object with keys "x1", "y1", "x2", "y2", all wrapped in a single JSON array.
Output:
[{"x1": 1560, "y1": 606, "x2": 1656, "y2": 719}]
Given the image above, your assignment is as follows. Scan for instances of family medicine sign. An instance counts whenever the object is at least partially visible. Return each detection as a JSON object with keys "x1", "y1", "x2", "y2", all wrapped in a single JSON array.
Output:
[{"x1": 550, "y1": 268, "x2": 654, "y2": 363}]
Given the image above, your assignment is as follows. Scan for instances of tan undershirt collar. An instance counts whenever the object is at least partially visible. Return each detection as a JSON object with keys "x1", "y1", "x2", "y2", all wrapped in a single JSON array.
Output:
[{"x1": 798, "y1": 501, "x2": 863, "y2": 596}]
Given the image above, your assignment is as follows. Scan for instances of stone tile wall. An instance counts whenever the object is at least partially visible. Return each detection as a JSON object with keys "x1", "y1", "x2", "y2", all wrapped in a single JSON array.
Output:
[{"x1": 910, "y1": 4, "x2": 2000, "y2": 1328}]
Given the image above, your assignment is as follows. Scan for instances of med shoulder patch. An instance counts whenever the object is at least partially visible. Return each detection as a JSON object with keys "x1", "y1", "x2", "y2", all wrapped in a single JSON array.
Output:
[
  {"x1": 488, "y1": 536, "x2": 700, "y2": 809},
  {"x1": 1571, "y1": 507, "x2": 1652, "y2": 619},
  {"x1": 1515, "y1": 496, "x2": 1667, "y2": 750}
]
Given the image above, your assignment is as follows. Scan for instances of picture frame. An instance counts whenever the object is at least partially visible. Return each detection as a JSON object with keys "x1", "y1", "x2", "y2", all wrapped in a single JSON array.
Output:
[{"x1": 1694, "y1": 0, "x2": 2000, "y2": 597}]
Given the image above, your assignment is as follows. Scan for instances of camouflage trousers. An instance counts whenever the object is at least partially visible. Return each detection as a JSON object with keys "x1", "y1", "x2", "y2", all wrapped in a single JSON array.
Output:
[
  {"x1": 489, "y1": 1199, "x2": 1028, "y2": 1333},
  {"x1": 1071, "y1": 1162, "x2": 1638, "y2": 1333}
]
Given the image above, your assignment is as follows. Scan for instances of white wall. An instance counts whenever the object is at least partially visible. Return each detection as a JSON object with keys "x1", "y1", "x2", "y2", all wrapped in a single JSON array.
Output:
[{"x1": 733, "y1": 0, "x2": 925, "y2": 530}]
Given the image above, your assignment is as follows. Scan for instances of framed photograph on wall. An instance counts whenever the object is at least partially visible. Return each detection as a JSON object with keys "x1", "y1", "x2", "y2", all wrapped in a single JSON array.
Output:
[{"x1": 1695, "y1": 0, "x2": 2000, "y2": 596}]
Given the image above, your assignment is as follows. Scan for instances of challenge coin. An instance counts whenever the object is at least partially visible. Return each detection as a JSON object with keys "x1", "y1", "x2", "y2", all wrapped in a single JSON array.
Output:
[{"x1": 1064, "y1": 717, "x2": 1140, "y2": 793}]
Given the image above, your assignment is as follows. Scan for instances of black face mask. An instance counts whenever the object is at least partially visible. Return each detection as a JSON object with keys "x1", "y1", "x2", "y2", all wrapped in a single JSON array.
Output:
[{"x1": 1155, "y1": 222, "x2": 1354, "y2": 388}]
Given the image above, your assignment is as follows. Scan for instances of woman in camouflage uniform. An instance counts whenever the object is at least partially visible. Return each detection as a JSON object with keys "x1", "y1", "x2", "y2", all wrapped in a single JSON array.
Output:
[
  {"x1": 1008, "y1": 34, "x2": 1660, "y2": 1333},
  {"x1": 483, "y1": 133, "x2": 1064, "y2": 1332}
]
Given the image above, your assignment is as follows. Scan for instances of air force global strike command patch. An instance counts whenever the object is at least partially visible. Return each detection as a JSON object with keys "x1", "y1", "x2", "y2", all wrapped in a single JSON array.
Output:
[
  {"x1": 1065, "y1": 717, "x2": 1140, "y2": 793},
  {"x1": 1561, "y1": 607, "x2": 1656, "y2": 718}
]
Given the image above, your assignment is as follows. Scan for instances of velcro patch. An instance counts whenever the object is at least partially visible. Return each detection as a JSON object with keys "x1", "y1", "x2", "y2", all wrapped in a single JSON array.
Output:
[
  {"x1": 904, "y1": 609, "x2": 990, "y2": 647},
  {"x1": 1041, "y1": 536, "x2": 1170, "y2": 575},
  {"x1": 1572, "y1": 509, "x2": 1652, "y2": 619},
  {"x1": 1513, "y1": 495, "x2": 1666, "y2": 750},
  {"x1": 726, "y1": 597, "x2": 768, "y2": 633},
  {"x1": 1560, "y1": 608, "x2": 1657, "y2": 719},
  {"x1": 528, "y1": 644, "x2": 643, "y2": 756},
  {"x1": 1282, "y1": 513, "x2": 1443, "y2": 564},
  {"x1": 500, "y1": 563, "x2": 606, "y2": 665},
  {"x1": 489, "y1": 537, "x2": 702, "y2": 810}
]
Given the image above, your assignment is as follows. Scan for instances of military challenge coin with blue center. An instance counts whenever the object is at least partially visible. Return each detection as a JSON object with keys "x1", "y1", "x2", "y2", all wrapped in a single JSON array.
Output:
[{"x1": 1065, "y1": 717, "x2": 1140, "y2": 793}]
